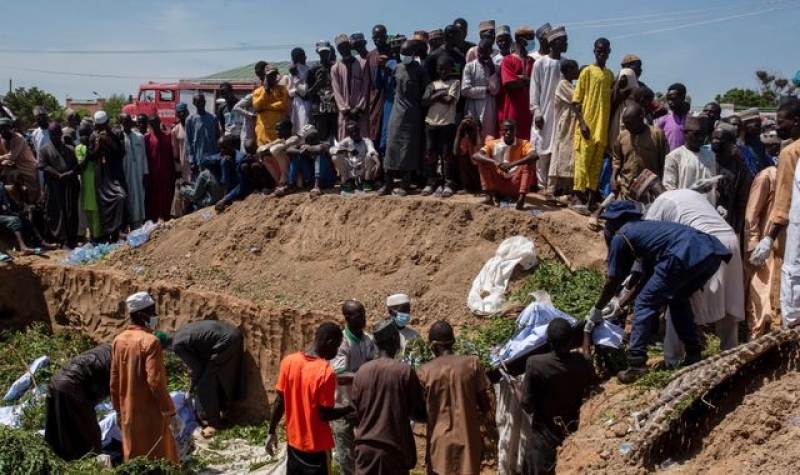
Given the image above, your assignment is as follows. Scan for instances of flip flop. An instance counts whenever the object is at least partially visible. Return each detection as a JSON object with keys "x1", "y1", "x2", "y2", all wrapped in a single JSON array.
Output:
[{"x1": 570, "y1": 204, "x2": 591, "y2": 216}]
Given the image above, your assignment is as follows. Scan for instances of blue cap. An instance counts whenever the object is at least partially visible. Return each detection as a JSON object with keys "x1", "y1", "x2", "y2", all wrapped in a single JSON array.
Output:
[
  {"x1": 175, "y1": 102, "x2": 188, "y2": 113},
  {"x1": 599, "y1": 200, "x2": 643, "y2": 221}
]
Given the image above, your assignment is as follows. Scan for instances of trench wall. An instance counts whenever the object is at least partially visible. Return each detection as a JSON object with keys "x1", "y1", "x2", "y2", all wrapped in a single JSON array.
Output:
[{"x1": 0, "y1": 261, "x2": 335, "y2": 421}]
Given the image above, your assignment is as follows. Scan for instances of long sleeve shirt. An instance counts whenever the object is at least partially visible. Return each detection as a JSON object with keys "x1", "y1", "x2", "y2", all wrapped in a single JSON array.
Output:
[{"x1": 184, "y1": 112, "x2": 220, "y2": 168}]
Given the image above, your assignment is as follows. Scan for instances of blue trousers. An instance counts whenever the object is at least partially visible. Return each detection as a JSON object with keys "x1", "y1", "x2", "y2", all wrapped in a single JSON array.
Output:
[
  {"x1": 628, "y1": 255, "x2": 724, "y2": 363},
  {"x1": 288, "y1": 155, "x2": 335, "y2": 188}
]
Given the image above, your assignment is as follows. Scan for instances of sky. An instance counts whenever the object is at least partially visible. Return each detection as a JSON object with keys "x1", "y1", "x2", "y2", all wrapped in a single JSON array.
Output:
[{"x1": 0, "y1": 0, "x2": 797, "y2": 108}]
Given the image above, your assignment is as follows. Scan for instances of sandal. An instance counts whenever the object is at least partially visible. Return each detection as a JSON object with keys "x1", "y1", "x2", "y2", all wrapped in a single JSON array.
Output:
[
  {"x1": 570, "y1": 204, "x2": 591, "y2": 216},
  {"x1": 421, "y1": 185, "x2": 434, "y2": 196},
  {"x1": 392, "y1": 187, "x2": 407, "y2": 197},
  {"x1": 310, "y1": 188, "x2": 322, "y2": 197},
  {"x1": 441, "y1": 186, "x2": 454, "y2": 198}
]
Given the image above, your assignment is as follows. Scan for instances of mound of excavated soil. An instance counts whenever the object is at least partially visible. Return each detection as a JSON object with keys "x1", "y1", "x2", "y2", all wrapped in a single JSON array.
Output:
[{"x1": 108, "y1": 193, "x2": 606, "y2": 326}]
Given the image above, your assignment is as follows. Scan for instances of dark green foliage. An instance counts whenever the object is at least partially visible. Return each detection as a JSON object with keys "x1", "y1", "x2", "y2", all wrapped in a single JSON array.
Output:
[{"x1": 510, "y1": 261, "x2": 605, "y2": 319}]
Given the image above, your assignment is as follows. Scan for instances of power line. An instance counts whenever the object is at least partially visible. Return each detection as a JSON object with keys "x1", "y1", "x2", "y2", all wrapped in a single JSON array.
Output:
[
  {"x1": 610, "y1": 2, "x2": 799, "y2": 40},
  {"x1": 0, "y1": 65, "x2": 180, "y2": 80},
  {"x1": 0, "y1": 43, "x2": 315, "y2": 56}
]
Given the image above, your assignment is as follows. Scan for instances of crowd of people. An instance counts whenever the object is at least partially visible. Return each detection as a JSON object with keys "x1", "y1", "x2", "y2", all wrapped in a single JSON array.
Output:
[{"x1": 6, "y1": 13, "x2": 800, "y2": 475}]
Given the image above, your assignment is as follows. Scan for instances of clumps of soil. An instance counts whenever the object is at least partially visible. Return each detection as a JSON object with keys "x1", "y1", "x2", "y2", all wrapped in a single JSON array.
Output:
[{"x1": 109, "y1": 194, "x2": 606, "y2": 327}]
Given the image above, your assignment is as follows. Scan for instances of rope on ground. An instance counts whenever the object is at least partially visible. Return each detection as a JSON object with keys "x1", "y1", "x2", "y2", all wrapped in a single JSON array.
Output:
[{"x1": 625, "y1": 327, "x2": 800, "y2": 464}]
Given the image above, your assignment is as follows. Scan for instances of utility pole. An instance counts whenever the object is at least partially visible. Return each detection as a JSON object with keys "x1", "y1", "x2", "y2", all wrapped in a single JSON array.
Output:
[{"x1": 8, "y1": 79, "x2": 11, "y2": 95}]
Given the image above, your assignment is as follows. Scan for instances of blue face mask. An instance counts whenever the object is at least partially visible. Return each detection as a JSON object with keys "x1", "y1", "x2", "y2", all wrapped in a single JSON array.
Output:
[
  {"x1": 400, "y1": 55, "x2": 414, "y2": 64},
  {"x1": 394, "y1": 312, "x2": 411, "y2": 328}
]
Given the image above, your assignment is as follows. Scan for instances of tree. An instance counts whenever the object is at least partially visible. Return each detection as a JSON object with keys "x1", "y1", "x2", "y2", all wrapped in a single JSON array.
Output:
[
  {"x1": 0, "y1": 86, "x2": 62, "y2": 129},
  {"x1": 103, "y1": 94, "x2": 129, "y2": 127},
  {"x1": 715, "y1": 70, "x2": 797, "y2": 109}
]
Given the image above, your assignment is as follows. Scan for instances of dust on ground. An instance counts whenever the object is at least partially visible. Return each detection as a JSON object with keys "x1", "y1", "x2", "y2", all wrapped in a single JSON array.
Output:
[{"x1": 107, "y1": 192, "x2": 606, "y2": 328}]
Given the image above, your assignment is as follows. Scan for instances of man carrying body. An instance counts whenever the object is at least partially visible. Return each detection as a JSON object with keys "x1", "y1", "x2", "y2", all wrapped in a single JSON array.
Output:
[
  {"x1": 655, "y1": 83, "x2": 690, "y2": 151},
  {"x1": 585, "y1": 203, "x2": 732, "y2": 383},
  {"x1": 417, "y1": 320, "x2": 491, "y2": 475},
  {"x1": 610, "y1": 104, "x2": 669, "y2": 198},
  {"x1": 662, "y1": 115, "x2": 717, "y2": 203},
  {"x1": 351, "y1": 319, "x2": 425, "y2": 475},
  {"x1": 530, "y1": 26, "x2": 567, "y2": 192},
  {"x1": 111, "y1": 292, "x2": 182, "y2": 463},
  {"x1": 163, "y1": 320, "x2": 243, "y2": 438},
  {"x1": 45, "y1": 344, "x2": 112, "y2": 461},
  {"x1": 120, "y1": 114, "x2": 148, "y2": 229},
  {"x1": 332, "y1": 121, "x2": 380, "y2": 192},
  {"x1": 185, "y1": 94, "x2": 220, "y2": 179},
  {"x1": 472, "y1": 119, "x2": 539, "y2": 209},
  {"x1": 330, "y1": 300, "x2": 376, "y2": 475},
  {"x1": 572, "y1": 38, "x2": 614, "y2": 213},
  {"x1": 265, "y1": 322, "x2": 353, "y2": 475},
  {"x1": 750, "y1": 98, "x2": 800, "y2": 328},
  {"x1": 522, "y1": 318, "x2": 595, "y2": 474}
]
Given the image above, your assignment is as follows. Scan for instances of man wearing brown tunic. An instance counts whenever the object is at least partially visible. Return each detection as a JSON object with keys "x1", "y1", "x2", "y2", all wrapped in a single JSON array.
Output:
[
  {"x1": 38, "y1": 122, "x2": 80, "y2": 248},
  {"x1": 611, "y1": 104, "x2": 669, "y2": 198},
  {"x1": 417, "y1": 321, "x2": 491, "y2": 475},
  {"x1": 351, "y1": 319, "x2": 425, "y2": 475}
]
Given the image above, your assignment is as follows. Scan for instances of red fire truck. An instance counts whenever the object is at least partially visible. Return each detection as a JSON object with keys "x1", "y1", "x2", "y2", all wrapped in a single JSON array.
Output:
[{"x1": 123, "y1": 80, "x2": 258, "y2": 128}]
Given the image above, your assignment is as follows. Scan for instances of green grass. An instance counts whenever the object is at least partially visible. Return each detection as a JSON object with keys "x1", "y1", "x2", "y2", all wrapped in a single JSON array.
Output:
[{"x1": 510, "y1": 261, "x2": 605, "y2": 319}]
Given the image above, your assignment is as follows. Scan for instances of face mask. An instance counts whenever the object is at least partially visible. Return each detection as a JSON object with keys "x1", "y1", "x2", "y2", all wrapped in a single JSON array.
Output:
[
  {"x1": 147, "y1": 316, "x2": 159, "y2": 329},
  {"x1": 401, "y1": 55, "x2": 414, "y2": 64},
  {"x1": 394, "y1": 312, "x2": 411, "y2": 328}
]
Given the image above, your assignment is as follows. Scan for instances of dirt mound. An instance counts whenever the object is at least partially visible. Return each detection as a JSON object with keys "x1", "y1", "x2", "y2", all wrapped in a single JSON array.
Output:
[{"x1": 108, "y1": 193, "x2": 606, "y2": 326}]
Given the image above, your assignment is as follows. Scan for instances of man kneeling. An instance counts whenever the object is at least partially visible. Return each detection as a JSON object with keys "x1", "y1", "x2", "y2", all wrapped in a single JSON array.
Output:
[{"x1": 472, "y1": 119, "x2": 538, "y2": 210}]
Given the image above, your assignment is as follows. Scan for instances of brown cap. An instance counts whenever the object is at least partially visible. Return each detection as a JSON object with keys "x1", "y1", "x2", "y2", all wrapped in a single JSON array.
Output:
[
  {"x1": 514, "y1": 26, "x2": 536, "y2": 40},
  {"x1": 684, "y1": 115, "x2": 707, "y2": 132},
  {"x1": 413, "y1": 30, "x2": 429, "y2": 42},
  {"x1": 478, "y1": 20, "x2": 495, "y2": 32},
  {"x1": 621, "y1": 54, "x2": 641, "y2": 66}
]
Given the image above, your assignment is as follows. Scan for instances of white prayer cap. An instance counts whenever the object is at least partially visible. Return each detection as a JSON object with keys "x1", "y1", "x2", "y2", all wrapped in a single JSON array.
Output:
[
  {"x1": 386, "y1": 293, "x2": 410, "y2": 306},
  {"x1": 94, "y1": 110, "x2": 108, "y2": 125},
  {"x1": 126, "y1": 291, "x2": 155, "y2": 313}
]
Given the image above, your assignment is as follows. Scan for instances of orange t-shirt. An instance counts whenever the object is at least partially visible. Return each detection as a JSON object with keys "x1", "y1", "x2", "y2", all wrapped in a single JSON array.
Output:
[
  {"x1": 482, "y1": 138, "x2": 534, "y2": 178},
  {"x1": 276, "y1": 351, "x2": 336, "y2": 452}
]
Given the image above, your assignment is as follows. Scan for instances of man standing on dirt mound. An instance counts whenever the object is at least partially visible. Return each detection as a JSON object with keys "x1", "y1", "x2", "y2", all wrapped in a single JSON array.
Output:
[
  {"x1": 266, "y1": 322, "x2": 354, "y2": 475},
  {"x1": 111, "y1": 292, "x2": 183, "y2": 464},
  {"x1": 584, "y1": 202, "x2": 732, "y2": 384}
]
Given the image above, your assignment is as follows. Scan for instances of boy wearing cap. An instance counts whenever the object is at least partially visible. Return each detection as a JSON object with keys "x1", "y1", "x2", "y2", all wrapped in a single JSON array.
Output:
[
  {"x1": 111, "y1": 292, "x2": 182, "y2": 464},
  {"x1": 351, "y1": 319, "x2": 425, "y2": 474}
]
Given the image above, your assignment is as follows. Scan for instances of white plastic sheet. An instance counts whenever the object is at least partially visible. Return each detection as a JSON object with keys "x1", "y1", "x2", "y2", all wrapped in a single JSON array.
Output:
[
  {"x1": 3, "y1": 355, "x2": 50, "y2": 402},
  {"x1": 491, "y1": 302, "x2": 576, "y2": 365},
  {"x1": 467, "y1": 236, "x2": 538, "y2": 315},
  {"x1": 592, "y1": 321, "x2": 624, "y2": 349}
]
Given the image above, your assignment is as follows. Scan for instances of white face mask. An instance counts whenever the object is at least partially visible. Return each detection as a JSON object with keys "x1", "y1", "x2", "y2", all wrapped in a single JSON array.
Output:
[
  {"x1": 147, "y1": 316, "x2": 159, "y2": 329},
  {"x1": 401, "y1": 55, "x2": 415, "y2": 64}
]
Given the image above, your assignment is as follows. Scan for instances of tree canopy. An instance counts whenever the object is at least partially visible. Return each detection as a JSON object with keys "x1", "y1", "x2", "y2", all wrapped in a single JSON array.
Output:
[
  {"x1": 1, "y1": 87, "x2": 62, "y2": 129},
  {"x1": 715, "y1": 70, "x2": 797, "y2": 109}
]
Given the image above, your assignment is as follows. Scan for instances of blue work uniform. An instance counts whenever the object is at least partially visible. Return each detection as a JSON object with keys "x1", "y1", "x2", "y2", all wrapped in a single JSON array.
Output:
[{"x1": 607, "y1": 220, "x2": 732, "y2": 363}]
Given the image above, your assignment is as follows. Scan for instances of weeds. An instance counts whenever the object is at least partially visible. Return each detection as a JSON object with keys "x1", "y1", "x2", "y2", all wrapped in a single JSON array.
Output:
[{"x1": 510, "y1": 261, "x2": 605, "y2": 318}]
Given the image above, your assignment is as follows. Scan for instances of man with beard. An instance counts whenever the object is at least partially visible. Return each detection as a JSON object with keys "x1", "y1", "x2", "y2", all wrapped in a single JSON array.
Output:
[{"x1": 38, "y1": 122, "x2": 80, "y2": 248}]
